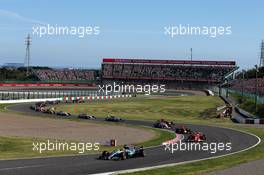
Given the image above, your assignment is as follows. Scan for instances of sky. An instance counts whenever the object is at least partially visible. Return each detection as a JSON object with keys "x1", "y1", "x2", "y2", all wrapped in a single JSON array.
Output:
[{"x1": 0, "y1": 0, "x2": 263, "y2": 70}]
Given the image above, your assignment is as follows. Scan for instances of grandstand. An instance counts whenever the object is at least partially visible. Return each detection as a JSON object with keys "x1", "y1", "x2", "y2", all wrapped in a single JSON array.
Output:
[
  {"x1": 0, "y1": 58, "x2": 237, "y2": 88},
  {"x1": 0, "y1": 67, "x2": 98, "y2": 85},
  {"x1": 102, "y1": 58, "x2": 237, "y2": 88}
]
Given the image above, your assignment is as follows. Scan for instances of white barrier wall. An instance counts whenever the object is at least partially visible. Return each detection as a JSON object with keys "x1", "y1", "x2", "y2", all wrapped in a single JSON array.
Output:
[
  {"x1": 206, "y1": 89, "x2": 215, "y2": 96},
  {"x1": 0, "y1": 98, "x2": 62, "y2": 104},
  {"x1": 0, "y1": 95, "x2": 132, "y2": 104},
  {"x1": 234, "y1": 106, "x2": 264, "y2": 124}
]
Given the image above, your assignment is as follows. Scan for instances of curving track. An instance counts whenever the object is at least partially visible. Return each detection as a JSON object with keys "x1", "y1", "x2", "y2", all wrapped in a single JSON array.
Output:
[{"x1": 0, "y1": 103, "x2": 260, "y2": 175}]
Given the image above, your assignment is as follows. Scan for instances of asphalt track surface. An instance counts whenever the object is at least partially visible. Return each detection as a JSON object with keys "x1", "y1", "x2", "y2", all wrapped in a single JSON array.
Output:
[{"x1": 0, "y1": 103, "x2": 260, "y2": 175}]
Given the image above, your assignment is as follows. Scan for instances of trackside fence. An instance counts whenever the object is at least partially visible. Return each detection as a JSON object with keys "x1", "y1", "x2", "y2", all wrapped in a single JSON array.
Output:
[{"x1": 0, "y1": 90, "x2": 121, "y2": 100}]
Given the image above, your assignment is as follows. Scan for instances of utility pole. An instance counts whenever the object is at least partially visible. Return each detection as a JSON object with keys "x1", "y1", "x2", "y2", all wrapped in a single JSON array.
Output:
[
  {"x1": 242, "y1": 70, "x2": 245, "y2": 103},
  {"x1": 226, "y1": 78, "x2": 229, "y2": 98},
  {"x1": 190, "y1": 48, "x2": 193, "y2": 68},
  {"x1": 25, "y1": 34, "x2": 32, "y2": 76},
  {"x1": 255, "y1": 65, "x2": 258, "y2": 113},
  {"x1": 190, "y1": 48, "x2": 193, "y2": 61},
  {"x1": 260, "y1": 40, "x2": 264, "y2": 67}
]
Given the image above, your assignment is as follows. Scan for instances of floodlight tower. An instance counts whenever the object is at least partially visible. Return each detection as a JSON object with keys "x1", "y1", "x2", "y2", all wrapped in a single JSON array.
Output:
[
  {"x1": 24, "y1": 34, "x2": 32, "y2": 76},
  {"x1": 260, "y1": 40, "x2": 264, "y2": 67}
]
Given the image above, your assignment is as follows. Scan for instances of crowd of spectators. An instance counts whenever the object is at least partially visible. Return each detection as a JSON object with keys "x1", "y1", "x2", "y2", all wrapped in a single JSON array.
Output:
[
  {"x1": 34, "y1": 69, "x2": 95, "y2": 81},
  {"x1": 230, "y1": 78, "x2": 264, "y2": 96},
  {"x1": 230, "y1": 67, "x2": 264, "y2": 96},
  {"x1": 102, "y1": 64, "x2": 234, "y2": 82}
]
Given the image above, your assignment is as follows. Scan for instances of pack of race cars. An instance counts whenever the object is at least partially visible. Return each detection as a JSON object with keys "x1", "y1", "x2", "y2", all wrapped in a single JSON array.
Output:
[
  {"x1": 30, "y1": 101, "x2": 122, "y2": 122},
  {"x1": 154, "y1": 119, "x2": 206, "y2": 142},
  {"x1": 98, "y1": 120, "x2": 207, "y2": 161},
  {"x1": 30, "y1": 101, "x2": 207, "y2": 162},
  {"x1": 30, "y1": 102, "x2": 207, "y2": 143},
  {"x1": 30, "y1": 101, "x2": 72, "y2": 117}
]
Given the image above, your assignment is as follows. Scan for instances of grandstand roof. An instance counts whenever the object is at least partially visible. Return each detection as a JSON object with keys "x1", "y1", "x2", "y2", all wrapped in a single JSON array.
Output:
[{"x1": 102, "y1": 58, "x2": 236, "y2": 66}]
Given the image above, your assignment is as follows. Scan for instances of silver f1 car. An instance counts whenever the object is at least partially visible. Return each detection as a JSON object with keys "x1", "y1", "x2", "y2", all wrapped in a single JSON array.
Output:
[{"x1": 99, "y1": 145, "x2": 144, "y2": 160}]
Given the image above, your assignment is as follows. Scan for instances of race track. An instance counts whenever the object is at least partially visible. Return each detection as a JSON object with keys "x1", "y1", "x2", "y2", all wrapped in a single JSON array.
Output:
[{"x1": 0, "y1": 103, "x2": 260, "y2": 175}]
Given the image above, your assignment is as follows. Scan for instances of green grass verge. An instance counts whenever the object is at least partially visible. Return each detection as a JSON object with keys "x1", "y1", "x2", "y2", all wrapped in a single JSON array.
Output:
[
  {"x1": 55, "y1": 96, "x2": 226, "y2": 124},
  {"x1": 0, "y1": 103, "x2": 175, "y2": 160},
  {"x1": 0, "y1": 136, "x2": 79, "y2": 159},
  {"x1": 0, "y1": 103, "x2": 10, "y2": 112},
  {"x1": 0, "y1": 127, "x2": 174, "y2": 160}
]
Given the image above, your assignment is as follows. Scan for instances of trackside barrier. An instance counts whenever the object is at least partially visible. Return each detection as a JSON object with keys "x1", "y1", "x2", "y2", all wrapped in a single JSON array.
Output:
[
  {"x1": 220, "y1": 95, "x2": 264, "y2": 124},
  {"x1": 0, "y1": 98, "x2": 62, "y2": 104},
  {"x1": 0, "y1": 94, "x2": 132, "y2": 104},
  {"x1": 0, "y1": 83, "x2": 96, "y2": 87},
  {"x1": 62, "y1": 94, "x2": 132, "y2": 103},
  {"x1": 204, "y1": 89, "x2": 214, "y2": 96},
  {"x1": 208, "y1": 90, "x2": 214, "y2": 96},
  {"x1": 234, "y1": 106, "x2": 257, "y2": 118},
  {"x1": 234, "y1": 106, "x2": 264, "y2": 124}
]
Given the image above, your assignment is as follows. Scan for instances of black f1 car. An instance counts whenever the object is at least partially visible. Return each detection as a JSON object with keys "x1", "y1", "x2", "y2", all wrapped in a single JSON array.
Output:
[
  {"x1": 78, "y1": 114, "x2": 96, "y2": 119},
  {"x1": 175, "y1": 126, "x2": 191, "y2": 134},
  {"x1": 99, "y1": 145, "x2": 144, "y2": 160},
  {"x1": 56, "y1": 111, "x2": 71, "y2": 117},
  {"x1": 105, "y1": 116, "x2": 123, "y2": 122},
  {"x1": 187, "y1": 132, "x2": 206, "y2": 142}
]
